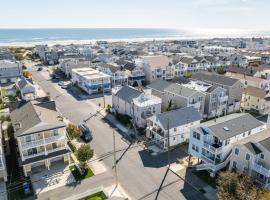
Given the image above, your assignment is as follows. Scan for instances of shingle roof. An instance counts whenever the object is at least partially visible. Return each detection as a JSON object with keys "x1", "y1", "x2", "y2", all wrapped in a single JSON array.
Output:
[
  {"x1": 208, "y1": 114, "x2": 263, "y2": 140},
  {"x1": 243, "y1": 142, "x2": 262, "y2": 155},
  {"x1": 147, "y1": 80, "x2": 172, "y2": 93},
  {"x1": 10, "y1": 99, "x2": 65, "y2": 137},
  {"x1": 259, "y1": 137, "x2": 270, "y2": 152},
  {"x1": 192, "y1": 72, "x2": 239, "y2": 86},
  {"x1": 165, "y1": 83, "x2": 198, "y2": 97},
  {"x1": 244, "y1": 86, "x2": 269, "y2": 99},
  {"x1": 151, "y1": 107, "x2": 202, "y2": 129},
  {"x1": 114, "y1": 86, "x2": 142, "y2": 103}
]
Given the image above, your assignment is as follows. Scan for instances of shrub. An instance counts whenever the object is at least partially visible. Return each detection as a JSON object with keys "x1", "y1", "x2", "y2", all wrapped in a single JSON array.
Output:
[{"x1": 66, "y1": 123, "x2": 80, "y2": 139}]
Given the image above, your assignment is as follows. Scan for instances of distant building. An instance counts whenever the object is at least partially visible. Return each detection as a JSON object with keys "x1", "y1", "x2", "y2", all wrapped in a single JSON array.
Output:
[
  {"x1": 146, "y1": 107, "x2": 201, "y2": 150},
  {"x1": 71, "y1": 68, "x2": 111, "y2": 95},
  {"x1": 137, "y1": 55, "x2": 174, "y2": 83},
  {"x1": 0, "y1": 60, "x2": 22, "y2": 84}
]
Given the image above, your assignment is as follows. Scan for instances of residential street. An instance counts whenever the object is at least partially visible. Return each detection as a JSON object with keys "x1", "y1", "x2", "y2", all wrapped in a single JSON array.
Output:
[{"x1": 29, "y1": 63, "x2": 207, "y2": 200}]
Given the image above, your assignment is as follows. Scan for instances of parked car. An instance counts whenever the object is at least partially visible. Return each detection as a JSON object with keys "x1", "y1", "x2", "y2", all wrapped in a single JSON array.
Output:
[
  {"x1": 78, "y1": 124, "x2": 92, "y2": 142},
  {"x1": 37, "y1": 67, "x2": 42, "y2": 71},
  {"x1": 58, "y1": 81, "x2": 64, "y2": 86}
]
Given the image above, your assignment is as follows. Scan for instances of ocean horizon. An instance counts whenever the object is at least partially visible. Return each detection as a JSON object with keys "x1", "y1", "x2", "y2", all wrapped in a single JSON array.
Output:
[{"x1": 0, "y1": 28, "x2": 270, "y2": 45}]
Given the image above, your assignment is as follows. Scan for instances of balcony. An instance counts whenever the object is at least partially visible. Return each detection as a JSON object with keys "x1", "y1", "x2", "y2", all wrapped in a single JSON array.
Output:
[
  {"x1": 21, "y1": 139, "x2": 44, "y2": 150},
  {"x1": 47, "y1": 146, "x2": 66, "y2": 154},
  {"x1": 23, "y1": 151, "x2": 45, "y2": 160},
  {"x1": 203, "y1": 142, "x2": 223, "y2": 154},
  {"x1": 44, "y1": 134, "x2": 65, "y2": 144},
  {"x1": 218, "y1": 96, "x2": 228, "y2": 102},
  {"x1": 252, "y1": 161, "x2": 270, "y2": 178}
]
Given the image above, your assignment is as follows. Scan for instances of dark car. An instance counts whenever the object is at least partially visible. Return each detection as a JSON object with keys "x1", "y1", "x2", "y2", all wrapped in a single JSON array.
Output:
[
  {"x1": 78, "y1": 124, "x2": 92, "y2": 142},
  {"x1": 37, "y1": 67, "x2": 42, "y2": 71}
]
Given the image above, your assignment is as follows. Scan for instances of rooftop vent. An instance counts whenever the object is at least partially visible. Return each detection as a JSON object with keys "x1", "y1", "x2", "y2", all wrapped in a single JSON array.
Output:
[{"x1": 223, "y1": 127, "x2": 229, "y2": 131}]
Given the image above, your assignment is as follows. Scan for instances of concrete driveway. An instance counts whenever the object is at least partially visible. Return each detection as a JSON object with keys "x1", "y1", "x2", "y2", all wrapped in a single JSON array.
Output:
[{"x1": 30, "y1": 161, "x2": 75, "y2": 195}]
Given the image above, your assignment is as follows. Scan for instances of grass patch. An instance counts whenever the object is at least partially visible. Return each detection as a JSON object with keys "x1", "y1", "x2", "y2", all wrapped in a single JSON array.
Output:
[
  {"x1": 7, "y1": 177, "x2": 34, "y2": 200},
  {"x1": 115, "y1": 112, "x2": 132, "y2": 128},
  {"x1": 70, "y1": 165, "x2": 94, "y2": 181},
  {"x1": 193, "y1": 170, "x2": 216, "y2": 188},
  {"x1": 79, "y1": 191, "x2": 107, "y2": 200}
]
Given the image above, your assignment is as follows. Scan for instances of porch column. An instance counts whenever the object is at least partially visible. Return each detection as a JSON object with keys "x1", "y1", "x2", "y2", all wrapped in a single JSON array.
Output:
[
  {"x1": 45, "y1": 159, "x2": 50, "y2": 170},
  {"x1": 23, "y1": 165, "x2": 28, "y2": 177}
]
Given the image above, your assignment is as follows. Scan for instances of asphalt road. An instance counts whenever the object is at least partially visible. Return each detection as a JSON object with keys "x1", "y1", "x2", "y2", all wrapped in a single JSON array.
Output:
[{"x1": 29, "y1": 63, "x2": 207, "y2": 200}]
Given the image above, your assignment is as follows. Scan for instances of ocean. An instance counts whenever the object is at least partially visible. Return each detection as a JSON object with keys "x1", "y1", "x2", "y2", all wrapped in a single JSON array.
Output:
[
  {"x1": 0, "y1": 28, "x2": 269, "y2": 45},
  {"x1": 0, "y1": 28, "x2": 187, "y2": 44}
]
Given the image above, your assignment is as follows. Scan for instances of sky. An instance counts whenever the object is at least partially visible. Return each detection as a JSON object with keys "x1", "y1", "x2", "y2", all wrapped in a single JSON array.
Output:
[{"x1": 0, "y1": 0, "x2": 270, "y2": 32}]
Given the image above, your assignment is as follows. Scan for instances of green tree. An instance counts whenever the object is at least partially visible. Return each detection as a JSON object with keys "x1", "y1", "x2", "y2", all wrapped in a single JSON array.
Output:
[
  {"x1": 217, "y1": 66, "x2": 226, "y2": 75},
  {"x1": 217, "y1": 171, "x2": 262, "y2": 200},
  {"x1": 76, "y1": 144, "x2": 94, "y2": 168},
  {"x1": 132, "y1": 81, "x2": 138, "y2": 87},
  {"x1": 141, "y1": 80, "x2": 147, "y2": 87},
  {"x1": 184, "y1": 71, "x2": 192, "y2": 78},
  {"x1": 66, "y1": 123, "x2": 80, "y2": 139}
]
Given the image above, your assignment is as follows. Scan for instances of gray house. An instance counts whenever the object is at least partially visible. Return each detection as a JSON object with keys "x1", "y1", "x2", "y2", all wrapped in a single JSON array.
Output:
[
  {"x1": 164, "y1": 83, "x2": 206, "y2": 115},
  {"x1": 192, "y1": 72, "x2": 244, "y2": 113}
]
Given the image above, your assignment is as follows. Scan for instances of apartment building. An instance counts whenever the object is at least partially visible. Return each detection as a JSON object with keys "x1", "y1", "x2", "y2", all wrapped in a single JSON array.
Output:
[
  {"x1": 71, "y1": 68, "x2": 111, "y2": 95},
  {"x1": 10, "y1": 98, "x2": 70, "y2": 176},
  {"x1": 96, "y1": 63, "x2": 128, "y2": 87},
  {"x1": 112, "y1": 86, "x2": 161, "y2": 127},
  {"x1": 189, "y1": 113, "x2": 266, "y2": 176},
  {"x1": 163, "y1": 83, "x2": 206, "y2": 115},
  {"x1": 137, "y1": 55, "x2": 174, "y2": 83},
  {"x1": 146, "y1": 80, "x2": 173, "y2": 111},
  {"x1": 229, "y1": 130, "x2": 270, "y2": 189},
  {"x1": 59, "y1": 59, "x2": 91, "y2": 78},
  {"x1": 0, "y1": 60, "x2": 22, "y2": 84},
  {"x1": 241, "y1": 86, "x2": 270, "y2": 114},
  {"x1": 146, "y1": 107, "x2": 201, "y2": 150},
  {"x1": 182, "y1": 80, "x2": 228, "y2": 118},
  {"x1": 192, "y1": 72, "x2": 244, "y2": 113}
]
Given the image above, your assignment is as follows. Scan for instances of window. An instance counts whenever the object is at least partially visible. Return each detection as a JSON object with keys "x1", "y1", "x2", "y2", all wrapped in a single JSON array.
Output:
[
  {"x1": 173, "y1": 137, "x2": 176, "y2": 141},
  {"x1": 53, "y1": 129, "x2": 58, "y2": 136},
  {"x1": 235, "y1": 148, "x2": 239, "y2": 155},
  {"x1": 192, "y1": 144, "x2": 196, "y2": 151},
  {"x1": 232, "y1": 161, "x2": 237, "y2": 168},
  {"x1": 174, "y1": 128, "x2": 177, "y2": 132},
  {"x1": 225, "y1": 139, "x2": 230, "y2": 146},
  {"x1": 248, "y1": 131, "x2": 251, "y2": 135},
  {"x1": 52, "y1": 143, "x2": 57, "y2": 149},
  {"x1": 193, "y1": 132, "x2": 200, "y2": 140},
  {"x1": 260, "y1": 154, "x2": 264, "y2": 159},
  {"x1": 25, "y1": 135, "x2": 32, "y2": 142},
  {"x1": 195, "y1": 146, "x2": 199, "y2": 152},
  {"x1": 246, "y1": 153, "x2": 250, "y2": 161}
]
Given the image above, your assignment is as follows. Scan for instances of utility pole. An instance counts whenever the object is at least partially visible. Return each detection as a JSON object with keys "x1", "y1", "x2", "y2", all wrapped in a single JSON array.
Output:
[
  {"x1": 167, "y1": 118, "x2": 170, "y2": 167},
  {"x1": 113, "y1": 130, "x2": 118, "y2": 186},
  {"x1": 102, "y1": 77, "x2": 105, "y2": 108}
]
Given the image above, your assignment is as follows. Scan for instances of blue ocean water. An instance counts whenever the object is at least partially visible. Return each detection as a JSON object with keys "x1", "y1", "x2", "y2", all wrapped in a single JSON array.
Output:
[{"x1": 0, "y1": 28, "x2": 186, "y2": 43}]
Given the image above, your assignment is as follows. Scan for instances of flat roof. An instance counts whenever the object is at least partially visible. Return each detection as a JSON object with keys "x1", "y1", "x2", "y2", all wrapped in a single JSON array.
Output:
[{"x1": 72, "y1": 67, "x2": 111, "y2": 79}]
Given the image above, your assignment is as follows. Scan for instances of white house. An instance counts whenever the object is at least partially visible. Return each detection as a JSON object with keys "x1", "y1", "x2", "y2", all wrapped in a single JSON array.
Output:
[
  {"x1": 189, "y1": 113, "x2": 266, "y2": 176},
  {"x1": 10, "y1": 98, "x2": 71, "y2": 176},
  {"x1": 146, "y1": 107, "x2": 201, "y2": 150},
  {"x1": 71, "y1": 68, "x2": 111, "y2": 95},
  {"x1": 112, "y1": 86, "x2": 161, "y2": 127},
  {"x1": 16, "y1": 77, "x2": 37, "y2": 101},
  {"x1": 59, "y1": 59, "x2": 91, "y2": 78},
  {"x1": 0, "y1": 60, "x2": 22, "y2": 84}
]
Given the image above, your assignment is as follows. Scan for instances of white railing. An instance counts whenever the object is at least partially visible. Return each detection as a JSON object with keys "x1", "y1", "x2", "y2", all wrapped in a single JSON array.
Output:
[
  {"x1": 23, "y1": 151, "x2": 45, "y2": 160},
  {"x1": 46, "y1": 146, "x2": 66, "y2": 154},
  {"x1": 188, "y1": 102, "x2": 200, "y2": 109},
  {"x1": 44, "y1": 135, "x2": 65, "y2": 144},
  {"x1": 203, "y1": 142, "x2": 222, "y2": 154},
  {"x1": 252, "y1": 162, "x2": 270, "y2": 178},
  {"x1": 201, "y1": 155, "x2": 215, "y2": 165},
  {"x1": 21, "y1": 139, "x2": 44, "y2": 149}
]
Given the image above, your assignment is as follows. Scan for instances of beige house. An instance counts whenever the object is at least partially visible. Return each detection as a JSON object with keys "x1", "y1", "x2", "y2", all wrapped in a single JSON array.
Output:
[
  {"x1": 241, "y1": 86, "x2": 270, "y2": 114},
  {"x1": 10, "y1": 98, "x2": 70, "y2": 176},
  {"x1": 229, "y1": 129, "x2": 270, "y2": 189}
]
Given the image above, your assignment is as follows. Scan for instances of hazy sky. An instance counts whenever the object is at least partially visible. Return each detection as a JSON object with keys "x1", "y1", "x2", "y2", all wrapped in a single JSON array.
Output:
[{"x1": 1, "y1": 0, "x2": 269, "y2": 31}]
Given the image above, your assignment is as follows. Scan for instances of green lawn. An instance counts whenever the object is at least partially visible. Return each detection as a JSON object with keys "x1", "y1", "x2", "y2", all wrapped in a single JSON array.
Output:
[
  {"x1": 192, "y1": 170, "x2": 217, "y2": 188},
  {"x1": 79, "y1": 191, "x2": 107, "y2": 200},
  {"x1": 70, "y1": 165, "x2": 94, "y2": 181}
]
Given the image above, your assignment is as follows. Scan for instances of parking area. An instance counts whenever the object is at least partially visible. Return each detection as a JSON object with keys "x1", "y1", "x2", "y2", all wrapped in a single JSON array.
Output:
[{"x1": 30, "y1": 161, "x2": 75, "y2": 195}]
